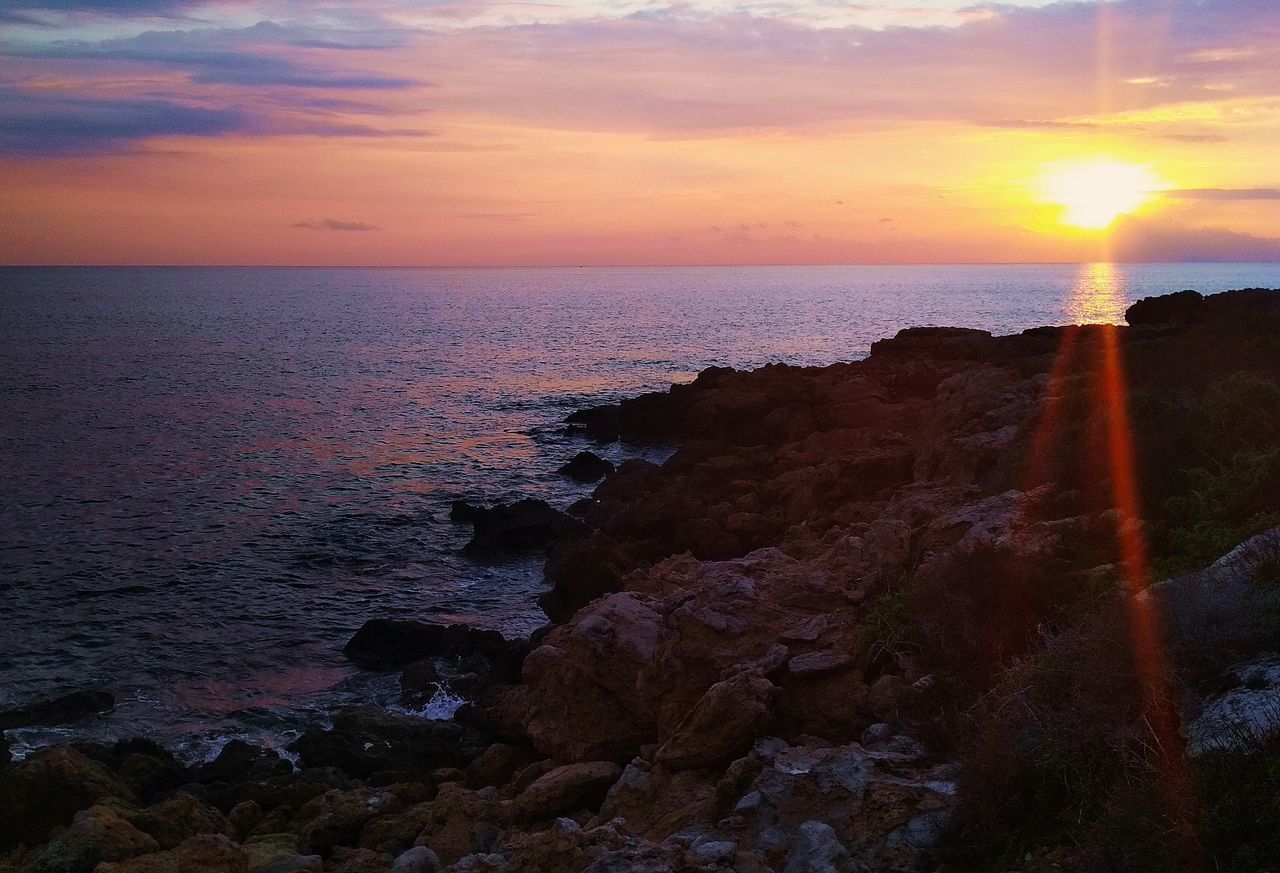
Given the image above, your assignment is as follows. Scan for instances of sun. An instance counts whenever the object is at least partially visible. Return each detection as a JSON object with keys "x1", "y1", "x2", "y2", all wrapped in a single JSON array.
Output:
[{"x1": 1038, "y1": 160, "x2": 1162, "y2": 230}]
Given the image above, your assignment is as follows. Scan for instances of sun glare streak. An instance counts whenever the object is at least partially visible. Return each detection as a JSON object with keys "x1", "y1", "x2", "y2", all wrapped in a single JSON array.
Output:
[
  {"x1": 1020, "y1": 264, "x2": 1202, "y2": 869},
  {"x1": 1039, "y1": 161, "x2": 1161, "y2": 230}
]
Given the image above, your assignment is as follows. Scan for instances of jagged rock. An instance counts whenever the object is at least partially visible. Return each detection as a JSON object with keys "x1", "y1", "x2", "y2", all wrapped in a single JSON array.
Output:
[
  {"x1": 557, "y1": 451, "x2": 615, "y2": 482},
  {"x1": 511, "y1": 761, "x2": 621, "y2": 821},
  {"x1": 781, "y1": 821, "x2": 857, "y2": 873},
  {"x1": 0, "y1": 690, "x2": 114, "y2": 730},
  {"x1": 18, "y1": 805, "x2": 158, "y2": 873},
  {"x1": 0, "y1": 746, "x2": 136, "y2": 848},
  {"x1": 656, "y1": 672, "x2": 775, "y2": 771}
]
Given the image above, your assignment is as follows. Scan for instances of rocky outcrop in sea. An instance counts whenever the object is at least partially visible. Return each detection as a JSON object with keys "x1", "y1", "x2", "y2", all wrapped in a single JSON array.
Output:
[{"x1": 4, "y1": 288, "x2": 1280, "y2": 872}]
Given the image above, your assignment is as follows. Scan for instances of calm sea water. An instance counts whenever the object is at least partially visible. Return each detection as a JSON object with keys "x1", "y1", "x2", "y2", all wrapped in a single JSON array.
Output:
[{"x1": 2, "y1": 263, "x2": 1278, "y2": 757}]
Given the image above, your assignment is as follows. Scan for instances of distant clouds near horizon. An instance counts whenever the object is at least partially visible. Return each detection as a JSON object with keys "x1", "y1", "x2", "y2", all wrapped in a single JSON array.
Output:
[{"x1": 1, "y1": 0, "x2": 1278, "y2": 265}]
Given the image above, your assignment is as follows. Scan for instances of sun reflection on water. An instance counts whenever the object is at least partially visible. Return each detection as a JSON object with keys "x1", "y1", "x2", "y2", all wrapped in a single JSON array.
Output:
[{"x1": 1066, "y1": 262, "x2": 1130, "y2": 325}]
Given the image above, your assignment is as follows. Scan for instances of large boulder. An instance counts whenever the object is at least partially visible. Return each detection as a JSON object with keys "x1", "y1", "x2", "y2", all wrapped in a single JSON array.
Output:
[
  {"x1": 342, "y1": 619, "x2": 523, "y2": 675},
  {"x1": 510, "y1": 761, "x2": 621, "y2": 821},
  {"x1": 292, "y1": 707, "x2": 462, "y2": 777},
  {"x1": 656, "y1": 672, "x2": 776, "y2": 771},
  {"x1": 19, "y1": 805, "x2": 158, "y2": 873},
  {"x1": 0, "y1": 746, "x2": 135, "y2": 848},
  {"x1": 0, "y1": 690, "x2": 114, "y2": 730}
]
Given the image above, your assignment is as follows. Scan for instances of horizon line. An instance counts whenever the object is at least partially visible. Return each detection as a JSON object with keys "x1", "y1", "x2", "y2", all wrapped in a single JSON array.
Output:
[{"x1": 3, "y1": 260, "x2": 1280, "y2": 270}]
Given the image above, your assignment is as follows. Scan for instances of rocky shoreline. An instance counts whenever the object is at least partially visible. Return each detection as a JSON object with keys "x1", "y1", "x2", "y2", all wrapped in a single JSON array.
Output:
[{"x1": 4, "y1": 288, "x2": 1280, "y2": 872}]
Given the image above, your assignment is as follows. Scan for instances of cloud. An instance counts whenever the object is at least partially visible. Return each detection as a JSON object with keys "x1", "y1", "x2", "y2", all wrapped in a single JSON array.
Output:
[
  {"x1": 1111, "y1": 218, "x2": 1280, "y2": 262},
  {"x1": 290, "y1": 219, "x2": 379, "y2": 231},
  {"x1": 0, "y1": 86, "x2": 426, "y2": 155},
  {"x1": 0, "y1": 90, "x2": 247, "y2": 154},
  {"x1": 12, "y1": 24, "x2": 423, "y2": 90},
  {"x1": 1167, "y1": 188, "x2": 1280, "y2": 201},
  {"x1": 0, "y1": 0, "x2": 199, "y2": 13}
]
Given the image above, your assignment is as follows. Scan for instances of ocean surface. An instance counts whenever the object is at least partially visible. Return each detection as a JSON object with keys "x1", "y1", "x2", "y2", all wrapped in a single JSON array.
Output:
[{"x1": 2, "y1": 262, "x2": 1278, "y2": 759}]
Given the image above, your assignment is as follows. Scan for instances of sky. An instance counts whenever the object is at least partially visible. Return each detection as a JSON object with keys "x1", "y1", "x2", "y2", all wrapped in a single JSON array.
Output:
[{"x1": 0, "y1": 0, "x2": 1277, "y2": 265}]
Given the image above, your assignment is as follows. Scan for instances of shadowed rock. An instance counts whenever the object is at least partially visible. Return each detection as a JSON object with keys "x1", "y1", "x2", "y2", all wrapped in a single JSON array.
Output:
[{"x1": 0, "y1": 690, "x2": 114, "y2": 730}]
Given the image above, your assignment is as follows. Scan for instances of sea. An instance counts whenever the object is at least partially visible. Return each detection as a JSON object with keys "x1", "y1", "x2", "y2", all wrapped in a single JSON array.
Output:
[{"x1": 2, "y1": 262, "x2": 1277, "y2": 760}]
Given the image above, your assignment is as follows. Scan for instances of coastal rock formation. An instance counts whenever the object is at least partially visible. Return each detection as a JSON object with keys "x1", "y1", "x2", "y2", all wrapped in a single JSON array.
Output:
[{"x1": 4, "y1": 289, "x2": 1280, "y2": 872}]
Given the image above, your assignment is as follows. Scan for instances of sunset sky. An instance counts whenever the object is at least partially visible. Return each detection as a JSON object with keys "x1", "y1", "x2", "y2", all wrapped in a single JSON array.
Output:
[{"x1": 1, "y1": 0, "x2": 1278, "y2": 265}]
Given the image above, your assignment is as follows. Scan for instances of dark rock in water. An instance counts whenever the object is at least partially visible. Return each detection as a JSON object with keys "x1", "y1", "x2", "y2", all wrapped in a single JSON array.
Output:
[
  {"x1": 0, "y1": 689, "x2": 114, "y2": 730},
  {"x1": 292, "y1": 707, "x2": 463, "y2": 778},
  {"x1": 0, "y1": 733, "x2": 9, "y2": 768},
  {"x1": 564, "y1": 405, "x2": 621, "y2": 442},
  {"x1": 556, "y1": 450, "x2": 615, "y2": 482},
  {"x1": 461, "y1": 498, "x2": 587, "y2": 552},
  {"x1": 343, "y1": 619, "x2": 526, "y2": 680},
  {"x1": 449, "y1": 500, "x2": 483, "y2": 523},
  {"x1": 0, "y1": 746, "x2": 136, "y2": 848},
  {"x1": 400, "y1": 660, "x2": 442, "y2": 706},
  {"x1": 199, "y1": 739, "x2": 291, "y2": 785}
]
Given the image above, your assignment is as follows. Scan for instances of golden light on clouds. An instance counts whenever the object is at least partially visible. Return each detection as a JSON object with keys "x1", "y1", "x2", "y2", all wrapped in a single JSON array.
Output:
[{"x1": 1038, "y1": 160, "x2": 1163, "y2": 230}]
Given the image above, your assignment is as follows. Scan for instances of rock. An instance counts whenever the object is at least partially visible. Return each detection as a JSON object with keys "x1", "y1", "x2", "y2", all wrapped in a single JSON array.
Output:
[
  {"x1": 227, "y1": 801, "x2": 262, "y2": 842},
  {"x1": 243, "y1": 833, "x2": 300, "y2": 869},
  {"x1": 389, "y1": 846, "x2": 442, "y2": 873},
  {"x1": 115, "y1": 750, "x2": 187, "y2": 801},
  {"x1": 1125, "y1": 289, "x2": 1204, "y2": 325},
  {"x1": 412, "y1": 782, "x2": 505, "y2": 864},
  {"x1": 126, "y1": 791, "x2": 230, "y2": 849},
  {"x1": 296, "y1": 788, "x2": 397, "y2": 856},
  {"x1": 327, "y1": 847, "x2": 392, "y2": 873},
  {"x1": 256, "y1": 855, "x2": 322, "y2": 873},
  {"x1": 342, "y1": 619, "x2": 521, "y2": 674},
  {"x1": 556, "y1": 451, "x2": 615, "y2": 483},
  {"x1": 1186, "y1": 654, "x2": 1280, "y2": 755},
  {"x1": 511, "y1": 761, "x2": 621, "y2": 821},
  {"x1": 786, "y1": 651, "x2": 854, "y2": 677},
  {"x1": 465, "y1": 743, "x2": 529, "y2": 789},
  {"x1": 357, "y1": 802, "x2": 433, "y2": 854},
  {"x1": 94, "y1": 834, "x2": 250, "y2": 873},
  {"x1": 657, "y1": 672, "x2": 775, "y2": 771},
  {"x1": 538, "y1": 532, "x2": 628, "y2": 623},
  {"x1": 0, "y1": 690, "x2": 114, "y2": 730},
  {"x1": 563, "y1": 405, "x2": 622, "y2": 442},
  {"x1": 461, "y1": 499, "x2": 587, "y2": 553},
  {"x1": 0, "y1": 746, "x2": 135, "y2": 848},
  {"x1": 200, "y1": 741, "x2": 290, "y2": 785},
  {"x1": 292, "y1": 707, "x2": 463, "y2": 778},
  {"x1": 0, "y1": 733, "x2": 9, "y2": 768},
  {"x1": 400, "y1": 660, "x2": 442, "y2": 704},
  {"x1": 782, "y1": 821, "x2": 856, "y2": 873},
  {"x1": 19, "y1": 805, "x2": 158, "y2": 873}
]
